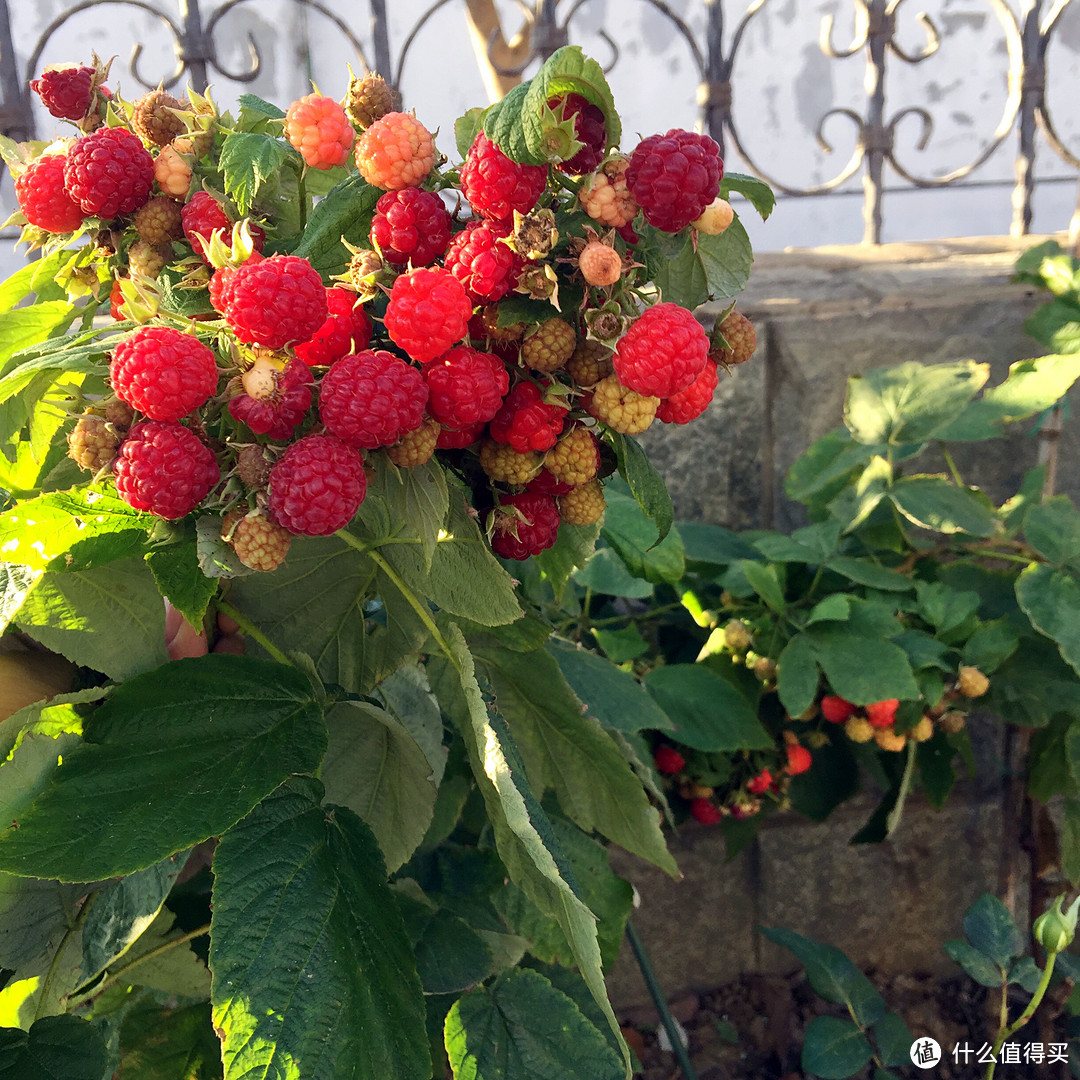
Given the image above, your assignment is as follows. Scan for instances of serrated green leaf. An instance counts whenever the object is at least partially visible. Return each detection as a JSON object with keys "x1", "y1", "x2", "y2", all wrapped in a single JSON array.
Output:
[
  {"x1": 589, "y1": 625, "x2": 648, "y2": 662},
  {"x1": 806, "y1": 627, "x2": 918, "y2": 705},
  {"x1": 455, "y1": 107, "x2": 487, "y2": 160},
  {"x1": 0, "y1": 249, "x2": 74, "y2": 316},
  {"x1": 801, "y1": 1016, "x2": 873, "y2": 1080},
  {"x1": 1025, "y1": 297, "x2": 1080, "y2": 353},
  {"x1": 607, "y1": 432, "x2": 674, "y2": 545},
  {"x1": 210, "y1": 777, "x2": 429, "y2": 1080},
  {"x1": 777, "y1": 633, "x2": 819, "y2": 717},
  {"x1": 1016, "y1": 563, "x2": 1080, "y2": 678},
  {"x1": 720, "y1": 171, "x2": 775, "y2": 220},
  {"x1": 237, "y1": 93, "x2": 285, "y2": 120},
  {"x1": 0, "y1": 875, "x2": 85, "y2": 974},
  {"x1": 872, "y1": 1011, "x2": 914, "y2": 1068},
  {"x1": 0, "y1": 304, "x2": 77, "y2": 373},
  {"x1": 356, "y1": 456, "x2": 449, "y2": 570},
  {"x1": 0, "y1": 655, "x2": 326, "y2": 881},
  {"x1": 1024, "y1": 496, "x2": 1080, "y2": 568},
  {"x1": 785, "y1": 428, "x2": 876, "y2": 507},
  {"x1": 696, "y1": 215, "x2": 754, "y2": 301},
  {"x1": 115, "y1": 999, "x2": 222, "y2": 1080},
  {"x1": 943, "y1": 938, "x2": 1003, "y2": 986},
  {"x1": 0, "y1": 1015, "x2": 108, "y2": 1078},
  {"x1": 218, "y1": 131, "x2": 290, "y2": 216},
  {"x1": 962, "y1": 893, "x2": 1022, "y2": 969},
  {"x1": 110, "y1": 907, "x2": 210, "y2": 999},
  {"x1": 600, "y1": 489, "x2": 682, "y2": 585},
  {"x1": 535, "y1": 522, "x2": 602, "y2": 603},
  {"x1": 482, "y1": 82, "x2": 542, "y2": 165},
  {"x1": 144, "y1": 541, "x2": 216, "y2": 629},
  {"x1": 916, "y1": 581, "x2": 981, "y2": 635},
  {"x1": 891, "y1": 476, "x2": 998, "y2": 537},
  {"x1": 824, "y1": 556, "x2": 911, "y2": 592},
  {"x1": 290, "y1": 173, "x2": 383, "y2": 276},
  {"x1": 0, "y1": 565, "x2": 38, "y2": 635},
  {"x1": 962, "y1": 619, "x2": 1019, "y2": 673},
  {"x1": 740, "y1": 559, "x2": 785, "y2": 611}
]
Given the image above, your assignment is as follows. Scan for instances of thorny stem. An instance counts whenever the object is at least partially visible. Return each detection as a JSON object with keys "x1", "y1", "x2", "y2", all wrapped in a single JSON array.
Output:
[
  {"x1": 215, "y1": 597, "x2": 292, "y2": 666},
  {"x1": 985, "y1": 952, "x2": 1057, "y2": 1080},
  {"x1": 34, "y1": 892, "x2": 97, "y2": 1022}
]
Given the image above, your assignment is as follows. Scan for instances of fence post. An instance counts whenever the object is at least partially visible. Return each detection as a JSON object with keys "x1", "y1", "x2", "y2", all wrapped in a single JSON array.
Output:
[
  {"x1": 0, "y1": 0, "x2": 31, "y2": 143},
  {"x1": 1012, "y1": 0, "x2": 1043, "y2": 236}
]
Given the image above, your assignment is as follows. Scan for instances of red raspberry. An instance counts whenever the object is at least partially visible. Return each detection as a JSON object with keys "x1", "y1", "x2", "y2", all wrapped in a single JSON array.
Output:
[
  {"x1": 15, "y1": 154, "x2": 85, "y2": 233},
  {"x1": 548, "y1": 93, "x2": 606, "y2": 176},
  {"x1": 109, "y1": 277, "x2": 126, "y2": 321},
  {"x1": 614, "y1": 303, "x2": 709, "y2": 399},
  {"x1": 293, "y1": 287, "x2": 373, "y2": 367},
  {"x1": 114, "y1": 421, "x2": 219, "y2": 518},
  {"x1": 489, "y1": 490, "x2": 560, "y2": 560},
  {"x1": 370, "y1": 188, "x2": 452, "y2": 267},
  {"x1": 656, "y1": 361, "x2": 718, "y2": 425},
  {"x1": 285, "y1": 93, "x2": 355, "y2": 169},
  {"x1": 626, "y1": 129, "x2": 723, "y2": 233},
  {"x1": 110, "y1": 326, "x2": 218, "y2": 422},
  {"x1": 443, "y1": 219, "x2": 521, "y2": 303},
  {"x1": 226, "y1": 255, "x2": 328, "y2": 349},
  {"x1": 424, "y1": 347, "x2": 509, "y2": 428},
  {"x1": 384, "y1": 268, "x2": 473, "y2": 364},
  {"x1": 228, "y1": 359, "x2": 313, "y2": 439},
  {"x1": 182, "y1": 191, "x2": 230, "y2": 260},
  {"x1": 786, "y1": 744, "x2": 812, "y2": 775},
  {"x1": 355, "y1": 112, "x2": 435, "y2": 190},
  {"x1": 64, "y1": 127, "x2": 154, "y2": 220},
  {"x1": 30, "y1": 65, "x2": 95, "y2": 120},
  {"x1": 690, "y1": 798, "x2": 723, "y2": 825},
  {"x1": 436, "y1": 421, "x2": 485, "y2": 449},
  {"x1": 866, "y1": 699, "x2": 900, "y2": 729},
  {"x1": 528, "y1": 468, "x2": 574, "y2": 497},
  {"x1": 746, "y1": 769, "x2": 772, "y2": 795},
  {"x1": 821, "y1": 695, "x2": 857, "y2": 725},
  {"x1": 319, "y1": 349, "x2": 428, "y2": 449},
  {"x1": 268, "y1": 433, "x2": 367, "y2": 536},
  {"x1": 653, "y1": 745, "x2": 685, "y2": 775},
  {"x1": 489, "y1": 381, "x2": 567, "y2": 454},
  {"x1": 459, "y1": 131, "x2": 547, "y2": 221}
]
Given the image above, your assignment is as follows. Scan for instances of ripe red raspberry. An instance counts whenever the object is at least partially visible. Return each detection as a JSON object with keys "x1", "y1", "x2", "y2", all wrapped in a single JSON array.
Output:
[
  {"x1": 489, "y1": 490, "x2": 560, "y2": 560},
  {"x1": 208, "y1": 251, "x2": 262, "y2": 315},
  {"x1": 114, "y1": 421, "x2": 219, "y2": 519},
  {"x1": 223, "y1": 509, "x2": 292, "y2": 572},
  {"x1": 479, "y1": 439, "x2": 542, "y2": 486},
  {"x1": 370, "y1": 188, "x2": 452, "y2": 267},
  {"x1": 15, "y1": 154, "x2": 86, "y2": 233},
  {"x1": 319, "y1": 349, "x2": 428, "y2": 449},
  {"x1": 528, "y1": 468, "x2": 573, "y2": 497},
  {"x1": 285, "y1": 93, "x2": 355, "y2": 169},
  {"x1": 656, "y1": 361, "x2": 718, "y2": 425},
  {"x1": 132, "y1": 90, "x2": 186, "y2": 147},
  {"x1": 785, "y1": 743, "x2": 812, "y2": 775},
  {"x1": 585, "y1": 374, "x2": 658, "y2": 435},
  {"x1": 544, "y1": 426, "x2": 599, "y2": 486},
  {"x1": 653, "y1": 745, "x2": 685, "y2": 775},
  {"x1": 548, "y1": 93, "x2": 606, "y2": 176},
  {"x1": 614, "y1": 303, "x2": 709, "y2": 399},
  {"x1": 65, "y1": 126, "x2": 155, "y2": 220},
  {"x1": 293, "y1": 287, "x2": 373, "y2": 367},
  {"x1": 384, "y1": 267, "x2": 473, "y2": 364},
  {"x1": 355, "y1": 112, "x2": 435, "y2": 190},
  {"x1": 425, "y1": 347, "x2": 509, "y2": 428},
  {"x1": 558, "y1": 480, "x2": 605, "y2": 526},
  {"x1": 489, "y1": 381, "x2": 567, "y2": 453},
  {"x1": 712, "y1": 310, "x2": 756, "y2": 367},
  {"x1": 108, "y1": 277, "x2": 127, "y2": 321},
  {"x1": 690, "y1": 798, "x2": 723, "y2": 825},
  {"x1": 579, "y1": 155, "x2": 638, "y2": 228},
  {"x1": 746, "y1": 769, "x2": 772, "y2": 795},
  {"x1": 134, "y1": 195, "x2": 183, "y2": 245},
  {"x1": 30, "y1": 65, "x2": 95, "y2": 120},
  {"x1": 443, "y1": 219, "x2": 521, "y2": 303},
  {"x1": 110, "y1": 326, "x2": 219, "y2": 422},
  {"x1": 460, "y1": 131, "x2": 547, "y2": 221},
  {"x1": 180, "y1": 191, "x2": 267, "y2": 263},
  {"x1": 228, "y1": 359, "x2": 313, "y2": 439},
  {"x1": 521, "y1": 318, "x2": 575, "y2": 373},
  {"x1": 226, "y1": 254, "x2": 328, "y2": 349},
  {"x1": 436, "y1": 421, "x2": 485, "y2": 449},
  {"x1": 627, "y1": 129, "x2": 722, "y2": 233},
  {"x1": 268, "y1": 433, "x2": 367, "y2": 536},
  {"x1": 821, "y1": 695, "x2": 856, "y2": 725},
  {"x1": 386, "y1": 418, "x2": 440, "y2": 467},
  {"x1": 866, "y1": 699, "x2": 900, "y2": 729}
]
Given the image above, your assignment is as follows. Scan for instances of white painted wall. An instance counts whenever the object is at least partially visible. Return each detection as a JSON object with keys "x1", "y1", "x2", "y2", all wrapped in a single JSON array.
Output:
[{"x1": 3, "y1": 0, "x2": 1078, "y2": 276}]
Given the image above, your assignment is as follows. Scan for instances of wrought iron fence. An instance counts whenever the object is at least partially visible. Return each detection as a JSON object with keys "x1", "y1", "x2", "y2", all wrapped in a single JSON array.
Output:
[{"x1": 1, "y1": 0, "x2": 1077, "y2": 244}]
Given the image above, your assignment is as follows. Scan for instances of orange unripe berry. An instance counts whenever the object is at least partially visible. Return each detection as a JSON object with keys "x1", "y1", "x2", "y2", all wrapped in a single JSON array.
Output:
[
  {"x1": 579, "y1": 240, "x2": 621, "y2": 286},
  {"x1": 285, "y1": 93, "x2": 355, "y2": 169}
]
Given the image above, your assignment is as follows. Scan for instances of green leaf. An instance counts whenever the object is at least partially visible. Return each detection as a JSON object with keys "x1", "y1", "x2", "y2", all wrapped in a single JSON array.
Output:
[
  {"x1": 740, "y1": 559, "x2": 785, "y2": 612},
  {"x1": 0, "y1": 249, "x2": 74, "y2": 315},
  {"x1": 872, "y1": 1011, "x2": 914, "y2": 1068},
  {"x1": 0, "y1": 1015, "x2": 108, "y2": 1078},
  {"x1": 831, "y1": 455, "x2": 893, "y2": 534},
  {"x1": 396, "y1": 890, "x2": 493, "y2": 995},
  {"x1": 943, "y1": 938, "x2": 1003, "y2": 986},
  {"x1": 290, "y1": 173, "x2": 383, "y2": 276},
  {"x1": 801, "y1": 1016, "x2": 873, "y2": 1080},
  {"x1": 1062, "y1": 798, "x2": 1080, "y2": 883},
  {"x1": 720, "y1": 171, "x2": 775, "y2": 220},
  {"x1": 824, "y1": 556, "x2": 911, "y2": 592},
  {"x1": 482, "y1": 83, "x2": 541, "y2": 165},
  {"x1": 145, "y1": 541, "x2": 216, "y2": 628},
  {"x1": 81, "y1": 851, "x2": 189, "y2": 983},
  {"x1": 785, "y1": 429, "x2": 877, "y2": 508},
  {"x1": 210, "y1": 777, "x2": 429, "y2": 1080},
  {"x1": 237, "y1": 93, "x2": 285, "y2": 119},
  {"x1": 1007, "y1": 956, "x2": 1043, "y2": 993},
  {"x1": 917, "y1": 731, "x2": 956, "y2": 809},
  {"x1": 643, "y1": 664, "x2": 772, "y2": 751},
  {"x1": 607, "y1": 433, "x2": 674, "y2": 545},
  {"x1": 357, "y1": 456, "x2": 449, "y2": 570},
  {"x1": 1024, "y1": 496, "x2": 1080, "y2": 568},
  {"x1": 115, "y1": 1000, "x2": 222, "y2": 1080},
  {"x1": 547, "y1": 640, "x2": 673, "y2": 732},
  {"x1": 589, "y1": 625, "x2": 648, "y2": 663},
  {"x1": 0, "y1": 323, "x2": 112, "y2": 409},
  {"x1": 475, "y1": 646, "x2": 676, "y2": 875},
  {"x1": 444, "y1": 969, "x2": 623, "y2": 1080},
  {"x1": 110, "y1": 907, "x2": 210, "y2": 998},
  {"x1": 1016, "y1": 564, "x2": 1080, "y2": 678},
  {"x1": 0, "y1": 876, "x2": 84, "y2": 973},
  {"x1": 1025, "y1": 296, "x2": 1080, "y2": 353},
  {"x1": 695, "y1": 215, "x2": 754, "y2": 301},
  {"x1": 455, "y1": 107, "x2": 487, "y2": 160},
  {"x1": 0, "y1": 304, "x2": 77, "y2": 371},
  {"x1": 646, "y1": 216, "x2": 754, "y2": 308},
  {"x1": 536, "y1": 522, "x2": 602, "y2": 603},
  {"x1": 600, "y1": 489, "x2": 683, "y2": 585},
  {"x1": 916, "y1": 581, "x2": 981, "y2": 635},
  {"x1": 760, "y1": 927, "x2": 886, "y2": 1026},
  {"x1": 806, "y1": 628, "x2": 918, "y2": 705},
  {"x1": 844, "y1": 361, "x2": 989, "y2": 445},
  {"x1": 321, "y1": 700, "x2": 438, "y2": 873},
  {"x1": 573, "y1": 546, "x2": 653, "y2": 599},
  {"x1": 890, "y1": 476, "x2": 999, "y2": 537},
  {"x1": 15, "y1": 559, "x2": 168, "y2": 680},
  {"x1": 962, "y1": 893, "x2": 1022, "y2": 969},
  {"x1": 0, "y1": 566, "x2": 38, "y2": 635},
  {"x1": 776, "y1": 633, "x2": 819, "y2": 717},
  {"x1": 218, "y1": 131, "x2": 290, "y2": 216},
  {"x1": 0, "y1": 655, "x2": 326, "y2": 881}
]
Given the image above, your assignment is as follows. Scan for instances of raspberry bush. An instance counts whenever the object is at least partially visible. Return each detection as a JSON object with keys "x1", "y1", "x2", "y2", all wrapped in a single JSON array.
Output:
[{"x1": 0, "y1": 47, "x2": 770, "y2": 1077}]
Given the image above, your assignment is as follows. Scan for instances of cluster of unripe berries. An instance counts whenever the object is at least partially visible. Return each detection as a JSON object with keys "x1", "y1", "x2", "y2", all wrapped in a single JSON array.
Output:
[{"x1": 19, "y1": 58, "x2": 755, "y2": 574}]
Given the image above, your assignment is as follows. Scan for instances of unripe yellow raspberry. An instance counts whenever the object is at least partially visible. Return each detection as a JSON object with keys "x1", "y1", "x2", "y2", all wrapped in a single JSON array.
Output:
[
  {"x1": 578, "y1": 155, "x2": 638, "y2": 228},
  {"x1": 154, "y1": 143, "x2": 192, "y2": 198},
  {"x1": 693, "y1": 197, "x2": 735, "y2": 235},
  {"x1": 585, "y1": 374, "x2": 658, "y2": 434},
  {"x1": 386, "y1": 418, "x2": 439, "y2": 467},
  {"x1": 565, "y1": 338, "x2": 614, "y2": 387},
  {"x1": 874, "y1": 726, "x2": 907, "y2": 752},
  {"x1": 559, "y1": 480, "x2": 606, "y2": 526},
  {"x1": 723, "y1": 619, "x2": 752, "y2": 652},
  {"x1": 938, "y1": 710, "x2": 967, "y2": 735},
  {"x1": 223, "y1": 509, "x2": 291, "y2": 573},
  {"x1": 479, "y1": 439, "x2": 542, "y2": 485},
  {"x1": 522, "y1": 318, "x2": 576, "y2": 373},
  {"x1": 544, "y1": 426, "x2": 600, "y2": 486},
  {"x1": 845, "y1": 716, "x2": 875, "y2": 743},
  {"x1": 957, "y1": 665, "x2": 989, "y2": 698},
  {"x1": 908, "y1": 715, "x2": 934, "y2": 742}
]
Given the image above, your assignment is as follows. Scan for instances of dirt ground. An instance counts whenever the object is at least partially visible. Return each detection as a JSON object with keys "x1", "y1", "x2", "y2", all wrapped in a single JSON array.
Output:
[{"x1": 622, "y1": 969, "x2": 1077, "y2": 1080}]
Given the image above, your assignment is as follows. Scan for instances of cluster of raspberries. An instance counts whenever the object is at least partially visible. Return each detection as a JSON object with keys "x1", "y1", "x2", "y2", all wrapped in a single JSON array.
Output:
[{"x1": 25, "y1": 63, "x2": 755, "y2": 574}]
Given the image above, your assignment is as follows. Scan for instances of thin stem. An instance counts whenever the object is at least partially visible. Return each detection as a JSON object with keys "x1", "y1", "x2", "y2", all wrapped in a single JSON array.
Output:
[
  {"x1": 34, "y1": 892, "x2": 97, "y2": 1022},
  {"x1": 885, "y1": 738, "x2": 918, "y2": 838},
  {"x1": 986, "y1": 952, "x2": 1057, "y2": 1080},
  {"x1": 215, "y1": 598, "x2": 292, "y2": 666},
  {"x1": 625, "y1": 919, "x2": 699, "y2": 1080},
  {"x1": 85, "y1": 923, "x2": 212, "y2": 1002},
  {"x1": 940, "y1": 443, "x2": 965, "y2": 488}
]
